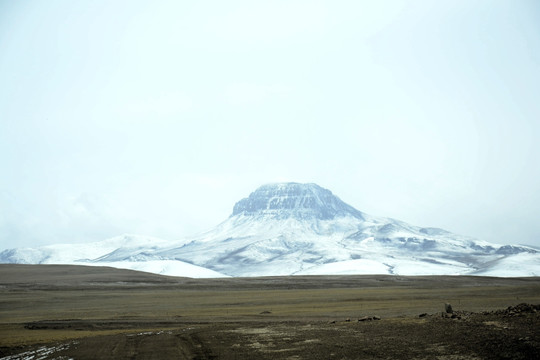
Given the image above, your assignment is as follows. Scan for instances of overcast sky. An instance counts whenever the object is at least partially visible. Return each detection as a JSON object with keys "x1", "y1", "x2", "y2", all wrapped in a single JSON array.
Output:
[{"x1": 1, "y1": 0, "x2": 539, "y2": 249}]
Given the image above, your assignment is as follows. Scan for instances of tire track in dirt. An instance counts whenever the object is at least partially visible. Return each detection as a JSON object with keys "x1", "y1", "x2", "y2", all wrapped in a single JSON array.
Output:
[{"x1": 53, "y1": 329, "x2": 216, "y2": 360}]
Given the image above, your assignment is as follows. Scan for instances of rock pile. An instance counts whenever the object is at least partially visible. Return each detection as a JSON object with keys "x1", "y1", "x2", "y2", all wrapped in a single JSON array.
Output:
[
  {"x1": 418, "y1": 303, "x2": 540, "y2": 320},
  {"x1": 441, "y1": 311, "x2": 470, "y2": 320},
  {"x1": 328, "y1": 315, "x2": 382, "y2": 324},
  {"x1": 483, "y1": 303, "x2": 540, "y2": 317},
  {"x1": 358, "y1": 316, "x2": 381, "y2": 322}
]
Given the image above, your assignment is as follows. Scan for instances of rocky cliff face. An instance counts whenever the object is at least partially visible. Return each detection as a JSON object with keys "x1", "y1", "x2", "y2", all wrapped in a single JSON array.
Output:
[{"x1": 231, "y1": 183, "x2": 365, "y2": 220}]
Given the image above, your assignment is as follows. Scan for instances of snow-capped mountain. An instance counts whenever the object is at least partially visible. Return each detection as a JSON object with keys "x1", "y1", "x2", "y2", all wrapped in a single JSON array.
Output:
[{"x1": 1, "y1": 183, "x2": 538, "y2": 277}]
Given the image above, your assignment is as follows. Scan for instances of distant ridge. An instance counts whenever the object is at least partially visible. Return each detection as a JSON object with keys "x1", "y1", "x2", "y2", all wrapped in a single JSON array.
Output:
[{"x1": 1, "y1": 183, "x2": 538, "y2": 277}]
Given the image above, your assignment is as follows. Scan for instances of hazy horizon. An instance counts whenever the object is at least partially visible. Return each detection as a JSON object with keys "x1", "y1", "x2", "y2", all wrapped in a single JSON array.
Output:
[{"x1": 1, "y1": 0, "x2": 539, "y2": 249}]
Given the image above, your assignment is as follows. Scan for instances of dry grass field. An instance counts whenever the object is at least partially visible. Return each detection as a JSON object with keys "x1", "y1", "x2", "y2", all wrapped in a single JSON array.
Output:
[{"x1": 1, "y1": 264, "x2": 539, "y2": 359}]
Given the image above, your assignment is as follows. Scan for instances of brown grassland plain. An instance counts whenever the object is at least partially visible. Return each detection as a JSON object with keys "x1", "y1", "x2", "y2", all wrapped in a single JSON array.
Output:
[{"x1": 0, "y1": 264, "x2": 539, "y2": 359}]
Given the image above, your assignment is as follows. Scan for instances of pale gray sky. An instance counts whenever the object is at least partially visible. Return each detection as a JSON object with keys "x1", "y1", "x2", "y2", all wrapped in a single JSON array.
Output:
[{"x1": 1, "y1": 0, "x2": 539, "y2": 249}]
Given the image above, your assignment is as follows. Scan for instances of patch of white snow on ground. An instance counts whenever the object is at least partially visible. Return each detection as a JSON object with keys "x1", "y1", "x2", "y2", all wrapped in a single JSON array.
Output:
[
  {"x1": 387, "y1": 258, "x2": 470, "y2": 275},
  {"x1": 470, "y1": 253, "x2": 540, "y2": 277},
  {"x1": 0, "y1": 341, "x2": 77, "y2": 360},
  {"x1": 79, "y1": 260, "x2": 229, "y2": 278},
  {"x1": 296, "y1": 259, "x2": 390, "y2": 275}
]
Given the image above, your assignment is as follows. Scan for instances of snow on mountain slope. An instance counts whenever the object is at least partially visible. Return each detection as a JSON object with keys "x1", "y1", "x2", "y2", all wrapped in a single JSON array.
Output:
[
  {"x1": 85, "y1": 260, "x2": 228, "y2": 278},
  {"x1": 469, "y1": 252, "x2": 540, "y2": 277},
  {"x1": 0, "y1": 234, "x2": 227, "y2": 278},
  {"x1": 1, "y1": 183, "x2": 538, "y2": 277},
  {"x1": 0, "y1": 235, "x2": 170, "y2": 264},
  {"x1": 296, "y1": 259, "x2": 390, "y2": 275}
]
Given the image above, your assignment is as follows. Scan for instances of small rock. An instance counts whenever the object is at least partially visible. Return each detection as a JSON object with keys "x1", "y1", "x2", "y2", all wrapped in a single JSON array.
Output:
[
  {"x1": 372, "y1": 315, "x2": 381, "y2": 320},
  {"x1": 345, "y1": 318, "x2": 351, "y2": 322},
  {"x1": 419, "y1": 313, "x2": 428, "y2": 318}
]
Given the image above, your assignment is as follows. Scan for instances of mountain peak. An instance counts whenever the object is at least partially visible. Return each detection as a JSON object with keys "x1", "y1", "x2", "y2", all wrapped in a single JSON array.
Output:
[{"x1": 231, "y1": 182, "x2": 364, "y2": 220}]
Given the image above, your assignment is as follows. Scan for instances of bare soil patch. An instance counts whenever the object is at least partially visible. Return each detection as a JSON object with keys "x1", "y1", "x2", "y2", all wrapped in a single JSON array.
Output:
[{"x1": 0, "y1": 264, "x2": 539, "y2": 359}]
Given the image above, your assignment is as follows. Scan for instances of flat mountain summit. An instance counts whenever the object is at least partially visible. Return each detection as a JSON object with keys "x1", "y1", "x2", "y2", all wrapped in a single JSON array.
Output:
[
  {"x1": 1, "y1": 183, "x2": 538, "y2": 277},
  {"x1": 232, "y1": 183, "x2": 365, "y2": 220}
]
